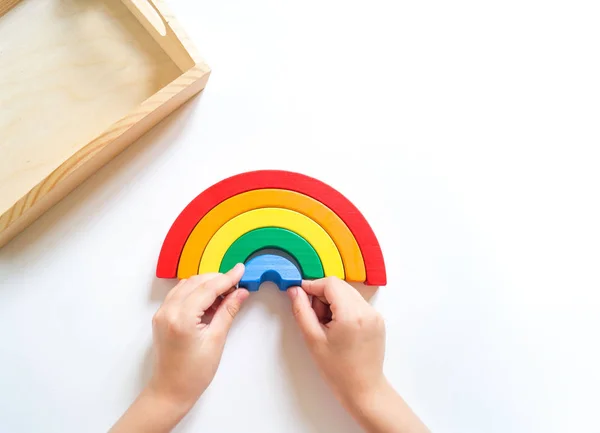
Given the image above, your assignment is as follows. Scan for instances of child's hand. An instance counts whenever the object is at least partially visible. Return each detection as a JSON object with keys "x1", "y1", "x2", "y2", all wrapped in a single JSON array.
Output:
[
  {"x1": 110, "y1": 265, "x2": 249, "y2": 433},
  {"x1": 148, "y1": 264, "x2": 249, "y2": 410},
  {"x1": 287, "y1": 277, "x2": 386, "y2": 408},
  {"x1": 288, "y1": 278, "x2": 429, "y2": 433}
]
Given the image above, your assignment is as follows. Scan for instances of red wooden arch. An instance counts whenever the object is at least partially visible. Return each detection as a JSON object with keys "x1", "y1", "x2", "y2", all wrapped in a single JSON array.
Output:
[{"x1": 156, "y1": 170, "x2": 386, "y2": 285}]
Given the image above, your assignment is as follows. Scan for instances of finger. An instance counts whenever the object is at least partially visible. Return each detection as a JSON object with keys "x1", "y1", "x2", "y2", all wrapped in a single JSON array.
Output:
[
  {"x1": 201, "y1": 297, "x2": 225, "y2": 325},
  {"x1": 209, "y1": 288, "x2": 250, "y2": 339},
  {"x1": 288, "y1": 287, "x2": 326, "y2": 343},
  {"x1": 350, "y1": 282, "x2": 379, "y2": 302},
  {"x1": 168, "y1": 273, "x2": 221, "y2": 304},
  {"x1": 184, "y1": 264, "x2": 245, "y2": 314},
  {"x1": 302, "y1": 277, "x2": 363, "y2": 314},
  {"x1": 207, "y1": 296, "x2": 224, "y2": 313},
  {"x1": 163, "y1": 278, "x2": 189, "y2": 305},
  {"x1": 312, "y1": 296, "x2": 332, "y2": 324}
]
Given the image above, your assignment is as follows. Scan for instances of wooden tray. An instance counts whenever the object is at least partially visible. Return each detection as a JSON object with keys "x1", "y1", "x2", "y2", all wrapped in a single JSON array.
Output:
[{"x1": 0, "y1": 0, "x2": 210, "y2": 247}]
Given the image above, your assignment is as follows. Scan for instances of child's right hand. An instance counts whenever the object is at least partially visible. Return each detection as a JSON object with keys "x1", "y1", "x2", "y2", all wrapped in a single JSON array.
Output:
[
  {"x1": 289, "y1": 278, "x2": 429, "y2": 433},
  {"x1": 287, "y1": 277, "x2": 387, "y2": 409}
]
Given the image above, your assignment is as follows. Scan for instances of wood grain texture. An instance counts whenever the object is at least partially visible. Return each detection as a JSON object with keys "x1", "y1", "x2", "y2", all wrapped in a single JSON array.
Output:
[
  {"x1": 0, "y1": 0, "x2": 210, "y2": 248},
  {"x1": 122, "y1": 0, "x2": 199, "y2": 71},
  {"x1": 0, "y1": 0, "x2": 20, "y2": 17}
]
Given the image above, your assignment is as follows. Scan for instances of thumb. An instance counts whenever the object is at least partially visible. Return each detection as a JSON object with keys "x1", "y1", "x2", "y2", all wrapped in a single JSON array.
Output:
[
  {"x1": 288, "y1": 287, "x2": 326, "y2": 343},
  {"x1": 209, "y1": 288, "x2": 250, "y2": 339}
]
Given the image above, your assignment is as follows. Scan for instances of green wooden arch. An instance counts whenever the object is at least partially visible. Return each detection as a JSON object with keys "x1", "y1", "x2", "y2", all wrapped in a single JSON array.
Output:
[{"x1": 219, "y1": 227, "x2": 324, "y2": 279}]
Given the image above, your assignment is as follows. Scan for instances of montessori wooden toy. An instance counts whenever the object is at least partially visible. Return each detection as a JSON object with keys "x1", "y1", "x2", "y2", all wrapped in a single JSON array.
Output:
[
  {"x1": 239, "y1": 254, "x2": 303, "y2": 292},
  {"x1": 157, "y1": 170, "x2": 387, "y2": 289},
  {"x1": 220, "y1": 228, "x2": 324, "y2": 279},
  {"x1": 0, "y1": 0, "x2": 210, "y2": 248}
]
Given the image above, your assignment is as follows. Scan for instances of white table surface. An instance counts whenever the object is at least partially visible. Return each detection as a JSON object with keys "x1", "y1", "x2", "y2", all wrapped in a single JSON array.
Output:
[{"x1": 1, "y1": 0, "x2": 600, "y2": 432}]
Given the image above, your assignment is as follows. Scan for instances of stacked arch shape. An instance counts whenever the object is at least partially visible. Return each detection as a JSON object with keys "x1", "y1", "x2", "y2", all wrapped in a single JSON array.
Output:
[{"x1": 156, "y1": 170, "x2": 386, "y2": 286}]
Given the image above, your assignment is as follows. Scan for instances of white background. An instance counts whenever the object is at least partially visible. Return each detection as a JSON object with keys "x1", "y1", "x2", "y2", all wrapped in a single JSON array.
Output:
[{"x1": 1, "y1": 0, "x2": 600, "y2": 432}]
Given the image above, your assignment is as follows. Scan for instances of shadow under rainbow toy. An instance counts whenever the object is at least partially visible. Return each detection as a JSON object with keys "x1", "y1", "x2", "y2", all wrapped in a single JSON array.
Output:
[{"x1": 156, "y1": 170, "x2": 386, "y2": 290}]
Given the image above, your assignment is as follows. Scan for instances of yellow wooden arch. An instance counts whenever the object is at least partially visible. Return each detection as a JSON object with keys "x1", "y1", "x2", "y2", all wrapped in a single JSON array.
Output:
[
  {"x1": 198, "y1": 208, "x2": 345, "y2": 278},
  {"x1": 177, "y1": 189, "x2": 365, "y2": 280}
]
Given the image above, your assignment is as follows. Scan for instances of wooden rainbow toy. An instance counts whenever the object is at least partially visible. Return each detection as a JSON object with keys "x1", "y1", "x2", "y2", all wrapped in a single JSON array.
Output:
[{"x1": 156, "y1": 170, "x2": 387, "y2": 290}]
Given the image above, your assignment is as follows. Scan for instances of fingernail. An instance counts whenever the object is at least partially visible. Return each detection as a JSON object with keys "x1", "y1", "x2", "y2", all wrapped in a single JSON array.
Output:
[
  {"x1": 236, "y1": 288, "x2": 250, "y2": 300},
  {"x1": 288, "y1": 287, "x2": 298, "y2": 299}
]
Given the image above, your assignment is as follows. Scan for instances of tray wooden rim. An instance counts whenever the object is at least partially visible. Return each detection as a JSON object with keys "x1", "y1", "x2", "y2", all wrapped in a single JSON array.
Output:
[{"x1": 0, "y1": 0, "x2": 211, "y2": 247}]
